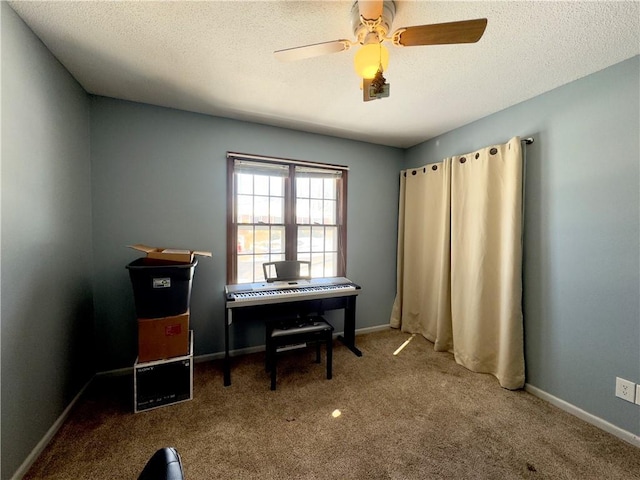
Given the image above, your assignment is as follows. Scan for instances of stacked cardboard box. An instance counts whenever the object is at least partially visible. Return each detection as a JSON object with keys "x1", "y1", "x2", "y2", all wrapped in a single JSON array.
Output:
[
  {"x1": 137, "y1": 311, "x2": 190, "y2": 363},
  {"x1": 127, "y1": 244, "x2": 210, "y2": 362},
  {"x1": 127, "y1": 244, "x2": 211, "y2": 411}
]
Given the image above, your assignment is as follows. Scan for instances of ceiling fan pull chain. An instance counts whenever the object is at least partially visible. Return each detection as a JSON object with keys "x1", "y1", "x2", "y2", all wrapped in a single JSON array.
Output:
[{"x1": 370, "y1": 69, "x2": 386, "y2": 94}]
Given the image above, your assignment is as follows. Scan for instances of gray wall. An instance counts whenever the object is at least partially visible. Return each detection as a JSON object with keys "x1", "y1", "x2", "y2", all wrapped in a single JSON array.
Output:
[
  {"x1": 1, "y1": 3, "x2": 94, "y2": 479},
  {"x1": 405, "y1": 56, "x2": 640, "y2": 436},
  {"x1": 89, "y1": 97, "x2": 403, "y2": 370}
]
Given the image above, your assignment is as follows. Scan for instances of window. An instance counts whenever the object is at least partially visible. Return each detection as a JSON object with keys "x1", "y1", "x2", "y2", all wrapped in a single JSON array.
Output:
[{"x1": 227, "y1": 153, "x2": 348, "y2": 284}]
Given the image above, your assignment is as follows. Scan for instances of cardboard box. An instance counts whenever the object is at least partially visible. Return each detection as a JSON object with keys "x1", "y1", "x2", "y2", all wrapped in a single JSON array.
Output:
[
  {"x1": 135, "y1": 331, "x2": 193, "y2": 413},
  {"x1": 138, "y1": 312, "x2": 190, "y2": 363},
  {"x1": 128, "y1": 244, "x2": 212, "y2": 264}
]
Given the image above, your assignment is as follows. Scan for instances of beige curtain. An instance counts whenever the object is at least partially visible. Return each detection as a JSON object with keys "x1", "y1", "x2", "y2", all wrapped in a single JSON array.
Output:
[
  {"x1": 391, "y1": 137, "x2": 525, "y2": 390},
  {"x1": 450, "y1": 137, "x2": 524, "y2": 389},
  {"x1": 390, "y1": 159, "x2": 453, "y2": 352}
]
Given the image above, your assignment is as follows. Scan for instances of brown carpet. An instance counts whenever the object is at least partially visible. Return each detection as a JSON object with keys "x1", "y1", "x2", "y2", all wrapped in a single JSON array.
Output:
[{"x1": 24, "y1": 329, "x2": 640, "y2": 479}]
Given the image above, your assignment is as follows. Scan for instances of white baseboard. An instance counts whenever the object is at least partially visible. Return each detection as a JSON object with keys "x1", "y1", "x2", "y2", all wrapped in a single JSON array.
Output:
[
  {"x1": 524, "y1": 383, "x2": 640, "y2": 448},
  {"x1": 194, "y1": 344, "x2": 261, "y2": 363},
  {"x1": 355, "y1": 324, "x2": 392, "y2": 335},
  {"x1": 11, "y1": 377, "x2": 94, "y2": 480}
]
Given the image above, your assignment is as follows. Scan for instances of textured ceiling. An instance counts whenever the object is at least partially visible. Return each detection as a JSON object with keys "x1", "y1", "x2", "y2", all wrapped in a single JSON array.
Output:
[{"x1": 8, "y1": 1, "x2": 640, "y2": 148}]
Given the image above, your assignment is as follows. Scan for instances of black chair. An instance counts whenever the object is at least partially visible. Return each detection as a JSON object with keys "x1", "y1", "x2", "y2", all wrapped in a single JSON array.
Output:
[
  {"x1": 266, "y1": 316, "x2": 334, "y2": 391},
  {"x1": 138, "y1": 447, "x2": 184, "y2": 480}
]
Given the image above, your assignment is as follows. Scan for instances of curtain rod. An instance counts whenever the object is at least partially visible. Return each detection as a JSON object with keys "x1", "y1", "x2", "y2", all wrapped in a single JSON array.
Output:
[{"x1": 522, "y1": 137, "x2": 534, "y2": 145}]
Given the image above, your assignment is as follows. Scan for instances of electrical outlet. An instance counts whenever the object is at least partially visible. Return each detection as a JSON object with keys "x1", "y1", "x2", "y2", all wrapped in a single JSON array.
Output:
[
  {"x1": 636, "y1": 385, "x2": 640, "y2": 406},
  {"x1": 615, "y1": 377, "x2": 636, "y2": 403}
]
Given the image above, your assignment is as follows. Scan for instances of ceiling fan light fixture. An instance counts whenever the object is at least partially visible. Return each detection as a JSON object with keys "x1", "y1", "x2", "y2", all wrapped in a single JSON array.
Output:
[
  {"x1": 354, "y1": 43, "x2": 389, "y2": 79},
  {"x1": 273, "y1": 1, "x2": 488, "y2": 101}
]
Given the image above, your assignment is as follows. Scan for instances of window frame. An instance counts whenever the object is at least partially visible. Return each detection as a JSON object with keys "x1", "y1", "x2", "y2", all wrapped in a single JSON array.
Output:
[{"x1": 226, "y1": 152, "x2": 348, "y2": 285}]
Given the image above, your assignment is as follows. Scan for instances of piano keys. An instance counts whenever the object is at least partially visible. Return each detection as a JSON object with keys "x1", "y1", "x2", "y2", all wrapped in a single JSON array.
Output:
[
  {"x1": 223, "y1": 276, "x2": 362, "y2": 386},
  {"x1": 225, "y1": 277, "x2": 360, "y2": 307}
]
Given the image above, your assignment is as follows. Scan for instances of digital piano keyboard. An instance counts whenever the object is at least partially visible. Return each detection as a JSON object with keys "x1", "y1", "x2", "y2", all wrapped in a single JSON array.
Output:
[
  {"x1": 223, "y1": 276, "x2": 362, "y2": 386},
  {"x1": 225, "y1": 277, "x2": 360, "y2": 308}
]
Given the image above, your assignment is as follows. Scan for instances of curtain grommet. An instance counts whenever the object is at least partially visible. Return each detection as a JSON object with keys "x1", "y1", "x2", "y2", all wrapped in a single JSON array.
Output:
[
  {"x1": 460, "y1": 157, "x2": 467, "y2": 164},
  {"x1": 490, "y1": 148, "x2": 498, "y2": 155},
  {"x1": 475, "y1": 153, "x2": 480, "y2": 159},
  {"x1": 432, "y1": 165, "x2": 438, "y2": 171}
]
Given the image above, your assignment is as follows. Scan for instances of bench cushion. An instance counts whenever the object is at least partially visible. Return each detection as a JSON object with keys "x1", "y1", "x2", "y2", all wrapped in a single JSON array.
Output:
[{"x1": 270, "y1": 319, "x2": 333, "y2": 338}]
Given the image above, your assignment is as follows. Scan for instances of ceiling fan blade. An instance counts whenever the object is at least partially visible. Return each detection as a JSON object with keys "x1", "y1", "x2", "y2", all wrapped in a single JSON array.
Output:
[
  {"x1": 359, "y1": 0, "x2": 383, "y2": 21},
  {"x1": 274, "y1": 40, "x2": 351, "y2": 62},
  {"x1": 393, "y1": 18, "x2": 488, "y2": 47}
]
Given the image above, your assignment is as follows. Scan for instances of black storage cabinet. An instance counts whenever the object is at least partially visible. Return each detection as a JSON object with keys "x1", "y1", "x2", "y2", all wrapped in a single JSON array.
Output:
[{"x1": 126, "y1": 257, "x2": 198, "y2": 318}]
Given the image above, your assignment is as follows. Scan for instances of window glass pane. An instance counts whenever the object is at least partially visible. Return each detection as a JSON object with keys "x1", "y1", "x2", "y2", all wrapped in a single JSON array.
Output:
[
  {"x1": 310, "y1": 178, "x2": 323, "y2": 198},
  {"x1": 254, "y1": 175, "x2": 269, "y2": 196},
  {"x1": 254, "y1": 196, "x2": 269, "y2": 223},
  {"x1": 325, "y1": 226, "x2": 337, "y2": 251},
  {"x1": 270, "y1": 197, "x2": 284, "y2": 224},
  {"x1": 297, "y1": 252, "x2": 311, "y2": 262},
  {"x1": 237, "y1": 195, "x2": 253, "y2": 223},
  {"x1": 324, "y1": 178, "x2": 336, "y2": 200},
  {"x1": 311, "y1": 253, "x2": 325, "y2": 277},
  {"x1": 237, "y1": 226, "x2": 254, "y2": 254},
  {"x1": 271, "y1": 226, "x2": 285, "y2": 253},
  {"x1": 310, "y1": 199, "x2": 323, "y2": 224},
  {"x1": 237, "y1": 173, "x2": 253, "y2": 195},
  {"x1": 270, "y1": 253, "x2": 285, "y2": 262},
  {"x1": 311, "y1": 226, "x2": 324, "y2": 252},
  {"x1": 237, "y1": 255, "x2": 254, "y2": 284},
  {"x1": 254, "y1": 254, "x2": 269, "y2": 281},
  {"x1": 270, "y1": 176, "x2": 284, "y2": 197},
  {"x1": 325, "y1": 252, "x2": 338, "y2": 277},
  {"x1": 324, "y1": 200, "x2": 336, "y2": 224},
  {"x1": 298, "y1": 226, "x2": 311, "y2": 253},
  {"x1": 254, "y1": 226, "x2": 270, "y2": 254},
  {"x1": 297, "y1": 177, "x2": 310, "y2": 198},
  {"x1": 296, "y1": 198, "x2": 310, "y2": 224}
]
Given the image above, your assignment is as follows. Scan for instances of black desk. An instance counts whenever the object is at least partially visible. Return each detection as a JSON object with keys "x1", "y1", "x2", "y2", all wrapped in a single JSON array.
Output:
[{"x1": 223, "y1": 277, "x2": 361, "y2": 386}]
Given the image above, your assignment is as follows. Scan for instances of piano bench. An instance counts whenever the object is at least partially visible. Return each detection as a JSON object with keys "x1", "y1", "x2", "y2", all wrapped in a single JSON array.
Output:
[{"x1": 266, "y1": 317, "x2": 334, "y2": 391}]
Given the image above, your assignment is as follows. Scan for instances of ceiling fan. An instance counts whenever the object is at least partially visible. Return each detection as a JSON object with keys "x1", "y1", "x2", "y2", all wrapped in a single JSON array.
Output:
[{"x1": 274, "y1": 1, "x2": 487, "y2": 102}]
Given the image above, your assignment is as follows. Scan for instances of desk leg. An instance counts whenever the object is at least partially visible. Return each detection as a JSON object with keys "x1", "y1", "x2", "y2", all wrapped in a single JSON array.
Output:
[
  {"x1": 224, "y1": 308, "x2": 232, "y2": 386},
  {"x1": 337, "y1": 295, "x2": 362, "y2": 357}
]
